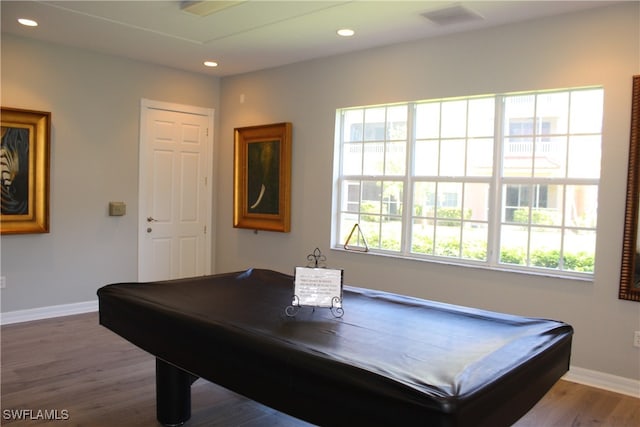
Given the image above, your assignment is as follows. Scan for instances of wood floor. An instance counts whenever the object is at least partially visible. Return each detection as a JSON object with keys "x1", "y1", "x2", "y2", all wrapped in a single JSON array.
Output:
[{"x1": 1, "y1": 312, "x2": 638, "y2": 426}]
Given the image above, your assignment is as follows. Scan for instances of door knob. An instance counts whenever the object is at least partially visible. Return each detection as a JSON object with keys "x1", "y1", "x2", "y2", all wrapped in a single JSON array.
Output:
[
  {"x1": 147, "y1": 216, "x2": 157, "y2": 222},
  {"x1": 147, "y1": 227, "x2": 153, "y2": 233}
]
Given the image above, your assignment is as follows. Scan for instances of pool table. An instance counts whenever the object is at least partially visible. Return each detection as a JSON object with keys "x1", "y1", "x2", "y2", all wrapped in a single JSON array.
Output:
[{"x1": 97, "y1": 268, "x2": 572, "y2": 427}]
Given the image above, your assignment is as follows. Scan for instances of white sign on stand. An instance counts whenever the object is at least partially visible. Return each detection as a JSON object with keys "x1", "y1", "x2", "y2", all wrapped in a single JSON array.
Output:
[
  {"x1": 286, "y1": 267, "x2": 344, "y2": 317},
  {"x1": 294, "y1": 267, "x2": 343, "y2": 308}
]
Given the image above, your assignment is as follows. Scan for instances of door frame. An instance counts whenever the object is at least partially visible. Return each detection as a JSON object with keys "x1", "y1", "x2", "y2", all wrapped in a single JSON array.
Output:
[{"x1": 138, "y1": 98, "x2": 215, "y2": 280}]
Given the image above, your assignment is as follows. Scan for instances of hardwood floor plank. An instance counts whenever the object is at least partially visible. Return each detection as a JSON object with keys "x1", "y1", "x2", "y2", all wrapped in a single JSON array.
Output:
[{"x1": 1, "y1": 312, "x2": 638, "y2": 426}]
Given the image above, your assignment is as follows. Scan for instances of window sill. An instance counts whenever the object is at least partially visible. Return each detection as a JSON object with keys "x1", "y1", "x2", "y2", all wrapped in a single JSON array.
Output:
[{"x1": 330, "y1": 246, "x2": 594, "y2": 284}]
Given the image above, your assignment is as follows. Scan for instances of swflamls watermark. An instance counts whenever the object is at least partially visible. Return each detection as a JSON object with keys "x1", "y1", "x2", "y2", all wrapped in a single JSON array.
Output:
[{"x1": 2, "y1": 408, "x2": 70, "y2": 421}]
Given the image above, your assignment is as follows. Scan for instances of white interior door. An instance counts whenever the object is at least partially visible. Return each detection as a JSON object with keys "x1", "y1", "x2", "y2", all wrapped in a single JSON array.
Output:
[{"x1": 138, "y1": 99, "x2": 214, "y2": 282}]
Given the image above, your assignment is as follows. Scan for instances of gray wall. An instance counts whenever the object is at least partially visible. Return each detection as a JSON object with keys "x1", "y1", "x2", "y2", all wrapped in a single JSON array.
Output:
[
  {"x1": 1, "y1": 3, "x2": 638, "y2": 382},
  {"x1": 0, "y1": 35, "x2": 220, "y2": 309},
  {"x1": 216, "y1": 3, "x2": 640, "y2": 381}
]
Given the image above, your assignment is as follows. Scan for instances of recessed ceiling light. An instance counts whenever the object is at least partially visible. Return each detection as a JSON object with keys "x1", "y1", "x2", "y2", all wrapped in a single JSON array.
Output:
[
  {"x1": 204, "y1": 61, "x2": 218, "y2": 68},
  {"x1": 337, "y1": 28, "x2": 355, "y2": 37},
  {"x1": 18, "y1": 18, "x2": 38, "y2": 27}
]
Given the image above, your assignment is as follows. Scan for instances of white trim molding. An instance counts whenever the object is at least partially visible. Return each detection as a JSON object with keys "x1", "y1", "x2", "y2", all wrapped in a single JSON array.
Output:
[
  {"x1": 0, "y1": 300, "x2": 98, "y2": 325},
  {"x1": 565, "y1": 366, "x2": 640, "y2": 398}
]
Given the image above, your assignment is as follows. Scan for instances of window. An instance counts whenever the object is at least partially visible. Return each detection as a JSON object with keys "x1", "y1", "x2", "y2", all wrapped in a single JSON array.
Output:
[{"x1": 332, "y1": 87, "x2": 603, "y2": 277}]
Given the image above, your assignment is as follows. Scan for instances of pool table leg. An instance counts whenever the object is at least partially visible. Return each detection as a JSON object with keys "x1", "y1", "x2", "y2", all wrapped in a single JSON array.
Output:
[{"x1": 156, "y1": 358, "x2": 198, "y2": 426}]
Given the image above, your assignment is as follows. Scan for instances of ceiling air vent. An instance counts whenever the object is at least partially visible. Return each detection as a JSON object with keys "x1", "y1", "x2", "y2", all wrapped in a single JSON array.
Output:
[
  {"x1": 422, "y1": 4, "x2": 484, "y2": 26},
  {"x1": 180, "y1": 1, "x2": 245, "y2": 17}
]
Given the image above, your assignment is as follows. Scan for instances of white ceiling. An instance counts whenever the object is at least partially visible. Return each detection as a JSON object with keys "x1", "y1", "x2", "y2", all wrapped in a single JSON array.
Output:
[{"x1": 1, "y1": 1, "x2": 618, "y2": 77}]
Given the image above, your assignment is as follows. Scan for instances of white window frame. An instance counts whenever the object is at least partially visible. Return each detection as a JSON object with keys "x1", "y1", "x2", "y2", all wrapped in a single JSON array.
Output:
[{"x1": 331, "y1": 88, "x2": 602, "y2": 279}]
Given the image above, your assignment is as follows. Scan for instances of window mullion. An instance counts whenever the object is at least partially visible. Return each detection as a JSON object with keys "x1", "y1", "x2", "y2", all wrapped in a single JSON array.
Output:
[
  {"x1": 335, "y1": 111, "x2": 346, "y2": 247},
  {"x1": 402, "y1": 103, "x2": 416, "y2": 255},
  {"x1": 488, "y1": 95, "x2": 505, "y2": 266}
]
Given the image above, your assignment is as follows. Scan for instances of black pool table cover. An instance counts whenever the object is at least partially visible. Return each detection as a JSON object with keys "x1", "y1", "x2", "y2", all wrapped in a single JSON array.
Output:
[{"x1": 97, "y1": 268, "x2": 573, "y2": 427}]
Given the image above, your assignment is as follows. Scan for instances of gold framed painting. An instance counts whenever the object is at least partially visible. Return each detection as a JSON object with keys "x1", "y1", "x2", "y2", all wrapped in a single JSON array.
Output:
[
  {"x1": 233, "y1": 122, "x2": 292, "y2": 232},
  {"x1": 1, "y1": 107, "x2": 51, "y2": 234}
]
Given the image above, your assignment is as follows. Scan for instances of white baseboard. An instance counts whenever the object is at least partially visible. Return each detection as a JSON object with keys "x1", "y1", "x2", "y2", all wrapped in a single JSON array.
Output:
[
  {"x1": 1, "y1": 301, "x2": 638, "y2": 398},
  {"x1": 0, "y1": 300, "x2": 98, "y2": 325},
  {"x1": 564, "y1": 366, "x2": 640, "y2": 398}
]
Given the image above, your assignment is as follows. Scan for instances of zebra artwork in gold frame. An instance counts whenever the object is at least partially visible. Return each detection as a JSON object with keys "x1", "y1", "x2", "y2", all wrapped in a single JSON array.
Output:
[{"x1": 1, "y1": 107, "x2": 51, "y2": 234}]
